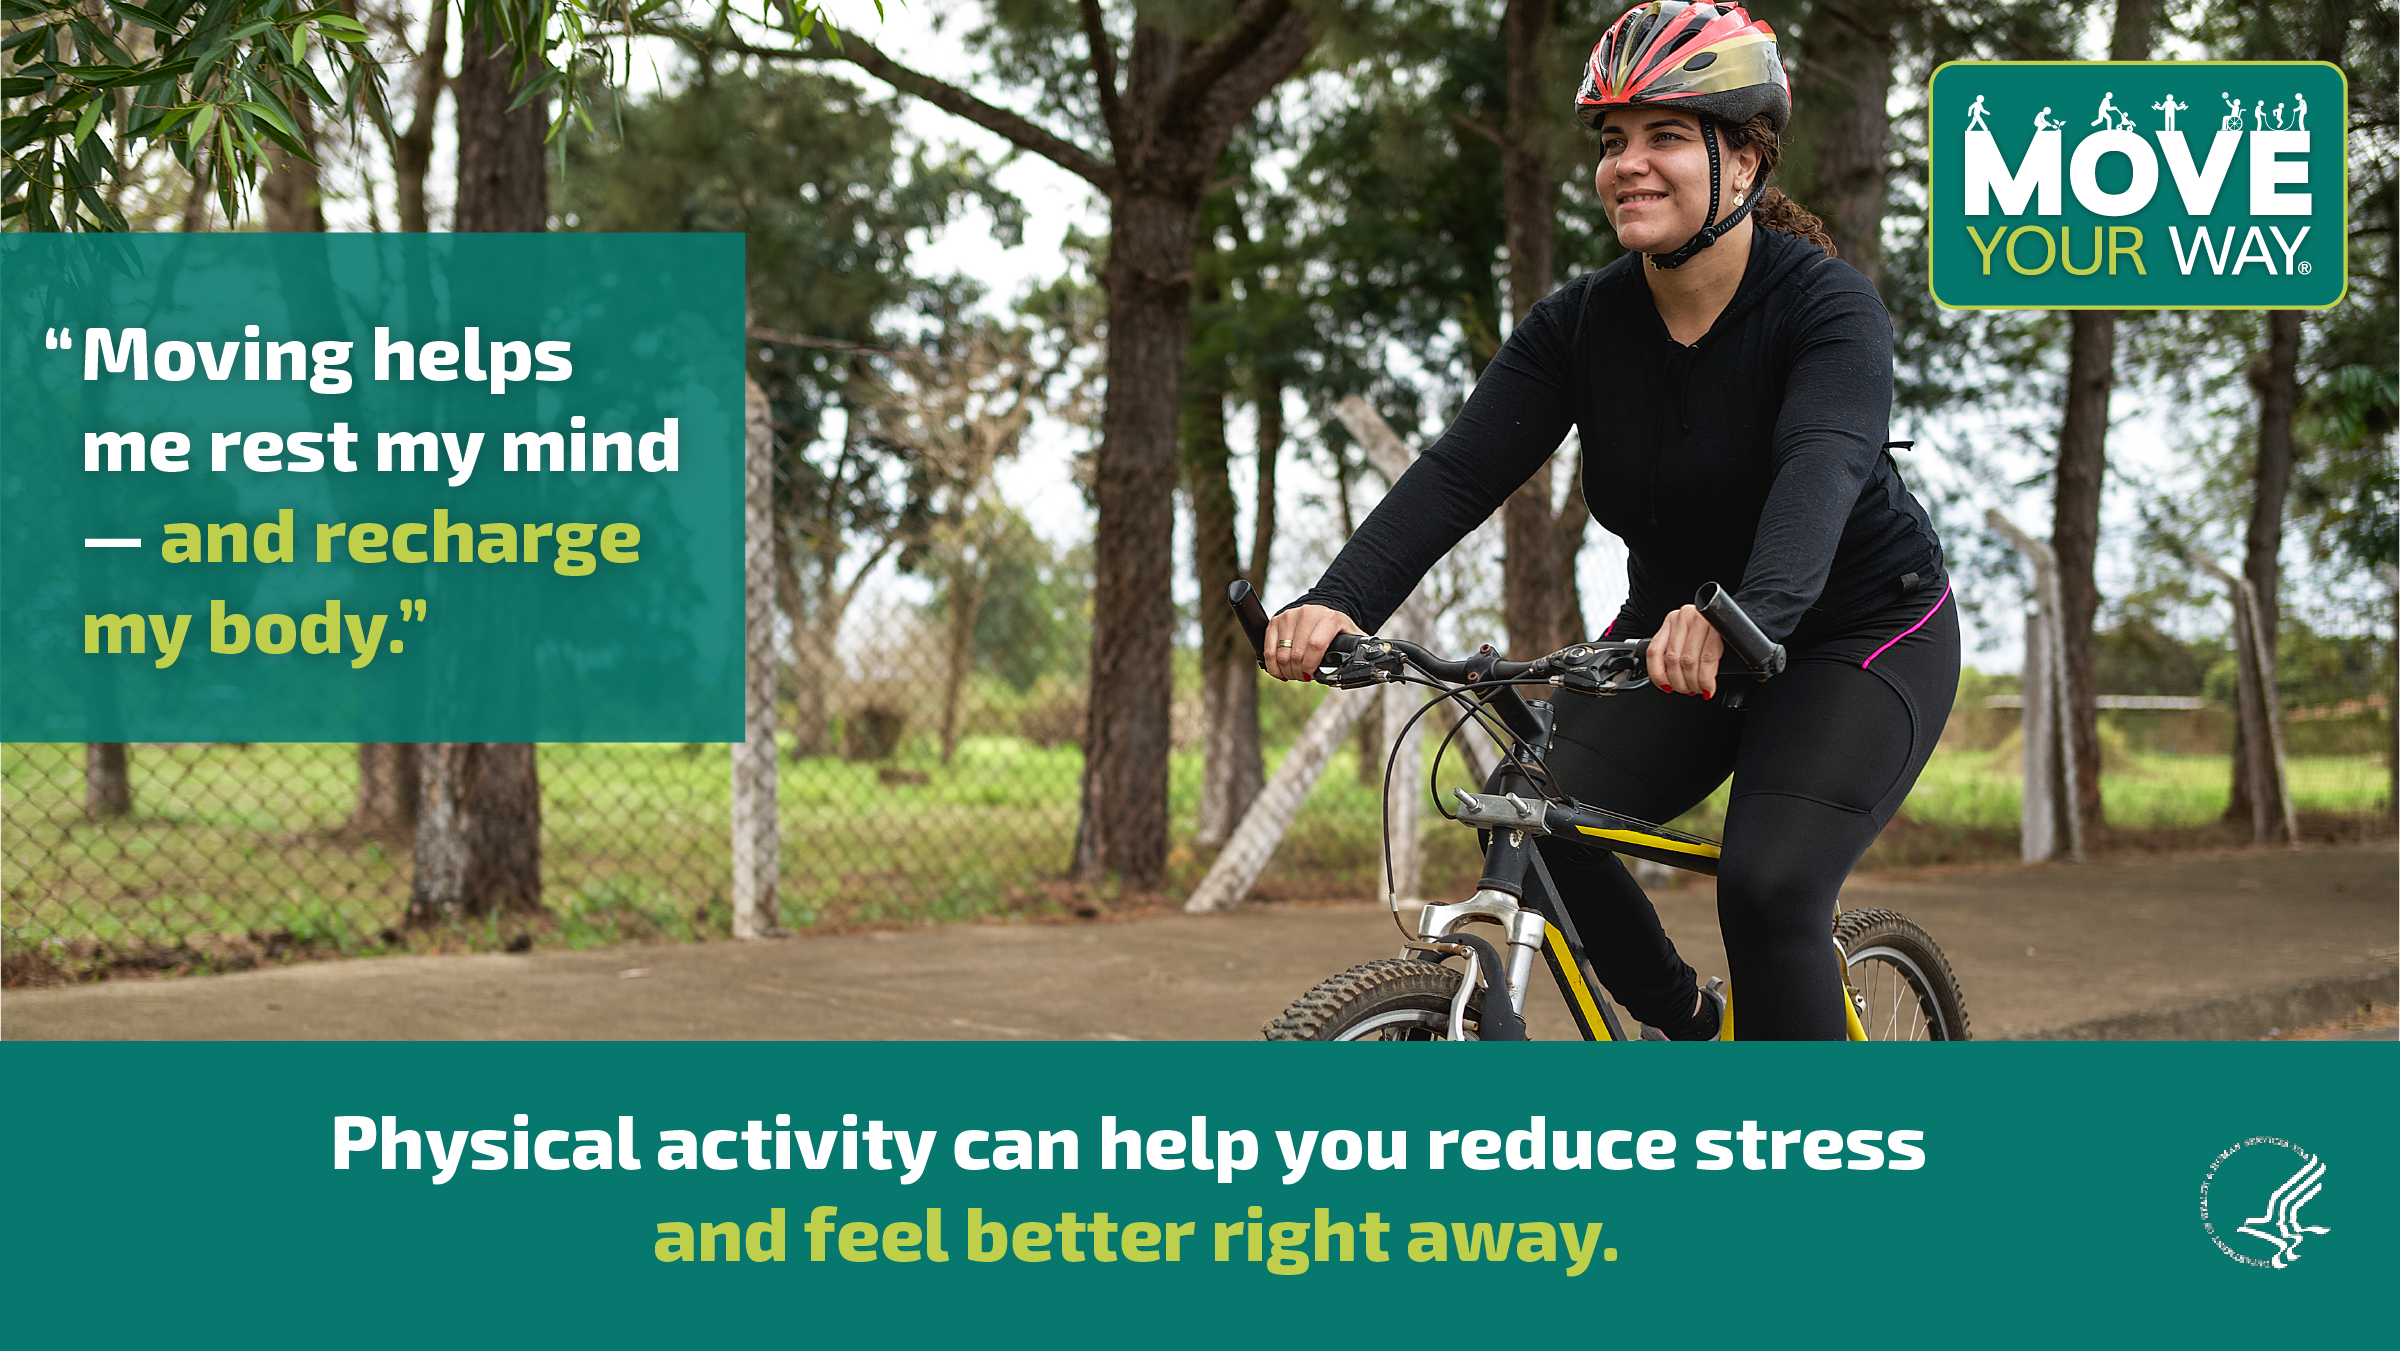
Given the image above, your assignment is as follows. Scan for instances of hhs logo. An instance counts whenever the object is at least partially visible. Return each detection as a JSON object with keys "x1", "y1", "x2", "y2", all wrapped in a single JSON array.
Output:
[{"x1": 1927, "y1": 62, "x2": 2346, "y2": 310}]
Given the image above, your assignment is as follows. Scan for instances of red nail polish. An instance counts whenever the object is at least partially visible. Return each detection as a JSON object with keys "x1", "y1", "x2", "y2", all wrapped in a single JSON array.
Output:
[
  {"x1": 1704, "y1": 689, "x2": 1714, "y2": 700},
  {"x1": 1660, "y1": 685, "x2": 1673, "y2": 694}
]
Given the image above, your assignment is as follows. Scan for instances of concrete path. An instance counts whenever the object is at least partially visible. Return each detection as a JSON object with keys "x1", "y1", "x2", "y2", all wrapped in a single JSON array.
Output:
[{"x1": 6, "y1": 844, "x2": 2393, "y2": 1041}]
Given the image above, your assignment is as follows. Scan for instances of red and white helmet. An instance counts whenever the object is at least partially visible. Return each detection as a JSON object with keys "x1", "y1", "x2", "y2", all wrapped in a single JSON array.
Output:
[{"x1": 1575, "y1": 2, "x2": 1790, "y2": 135}]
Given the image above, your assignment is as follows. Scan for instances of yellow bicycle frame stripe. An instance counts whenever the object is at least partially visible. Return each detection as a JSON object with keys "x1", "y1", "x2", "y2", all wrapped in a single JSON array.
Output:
[
  {"x1": 1573, "y1": 825, "x2": 1722, "y2": 859},
  {"x1": 1545, "y1": 925, "x2": 1613, "y2": 1041}
]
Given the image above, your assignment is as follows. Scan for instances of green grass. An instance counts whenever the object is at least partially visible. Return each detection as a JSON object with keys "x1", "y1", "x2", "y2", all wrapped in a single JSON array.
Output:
[
  {"x1": 5, "y1": 732, "x2": 2388, "y2": 978},
  {"x1": 1902, "y1": 747, "x2": 2392, "y2": 830}
]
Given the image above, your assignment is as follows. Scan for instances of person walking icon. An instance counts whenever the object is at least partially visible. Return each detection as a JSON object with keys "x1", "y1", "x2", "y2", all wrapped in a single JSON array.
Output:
[
  {"x1": 2091, "y1": 91, "x2": 2120, "y2": 127},
  {"x1": 2294, "y1": 92, "x2": 2308, "y2": 131},
  {"x1": 2152, "y1": 94, "x2": 2187, "y2": 131},
  {"x1": 1966, "y1": 94, "x2": 1991, "y2": 132},
  {"x1": 2221, "y1": 92, "x2": 2244, "y2": 131},
  {"x1": 2254, "y1": 99, "x2": 2267, "y2": 128}
]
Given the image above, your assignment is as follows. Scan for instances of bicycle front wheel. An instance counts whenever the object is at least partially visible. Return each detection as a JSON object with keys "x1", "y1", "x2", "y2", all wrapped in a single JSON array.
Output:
[
  {"x1": 1262, "y1": 958, "x2": 1483, "y2": 1041},
  {"x1": 1832, "y1": 907, "x2": 1971, "y2": 1041}
]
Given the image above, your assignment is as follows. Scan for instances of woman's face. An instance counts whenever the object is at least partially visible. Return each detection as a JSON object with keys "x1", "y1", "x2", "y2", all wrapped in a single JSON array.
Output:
[{"x1": 1593, "y1": 110, "x2": 1759, "y2": 256}]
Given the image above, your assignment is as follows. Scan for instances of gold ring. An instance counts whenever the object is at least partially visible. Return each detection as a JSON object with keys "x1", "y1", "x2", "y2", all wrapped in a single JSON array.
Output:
[{"x1": 1276, "y1": 640, "x2": 1295, "y2": 649}]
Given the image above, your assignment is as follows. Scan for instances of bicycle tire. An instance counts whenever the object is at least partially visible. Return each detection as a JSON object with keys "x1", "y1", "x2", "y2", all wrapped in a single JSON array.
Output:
[
  {"x1": 1831, "y1": 907, "x2": 1971, "y2": 1041},
  {"x1": 1262, "y1": 958, "x2": 1485, "y2": 1041}
]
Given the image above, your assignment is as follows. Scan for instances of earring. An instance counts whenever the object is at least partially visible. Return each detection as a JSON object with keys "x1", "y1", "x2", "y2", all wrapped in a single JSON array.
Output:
[{"x1": 1733, "y1": 188, "x2": 1747, "y2": 206}]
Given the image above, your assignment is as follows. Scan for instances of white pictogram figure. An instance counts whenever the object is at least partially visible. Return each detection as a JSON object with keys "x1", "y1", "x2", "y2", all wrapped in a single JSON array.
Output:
[
  {"x1": 2254, "y1": 99, "x2": 2267, "y2": 128},
  {"x1": 1966, "y1": 94, "x2": 1991, "y2": 132},
  {"x1": 2091, "y1": 91, "x2": 2120, "y2": 127},
  {"x1": 2293, "y1": 92, "x2": 2308, "y2": 131},
  {"x1": 2222, "y1": 92, "x2": 2244, "y2": 130},
  {"x1": 2150, "y1": 94, "x2": 2187, "y2": 130},
  {"x1": 2271, "y1": 102, "x2": 2285, "y2": 129},
  {"x1": 2237, "y1": 1153, "x2": 2331, "y2": 1270},
  {"x1": 2034, "y1": 106, "x2": 2062, "y2": 132}
]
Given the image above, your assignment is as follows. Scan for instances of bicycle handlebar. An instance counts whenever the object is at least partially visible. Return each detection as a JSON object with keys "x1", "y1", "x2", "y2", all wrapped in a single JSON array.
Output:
[{"x1": 1228, "y1": 580, "x2": 1781, "y2": 688}]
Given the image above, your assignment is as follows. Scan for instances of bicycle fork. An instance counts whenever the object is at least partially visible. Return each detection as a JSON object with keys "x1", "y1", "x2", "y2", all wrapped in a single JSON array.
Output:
[{"x1": 1406, "y1": 693, "x2": 1633, "y2": 1043}]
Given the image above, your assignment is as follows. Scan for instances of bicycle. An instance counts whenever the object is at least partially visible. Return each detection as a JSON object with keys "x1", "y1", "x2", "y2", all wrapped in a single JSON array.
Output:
[{"x1": 1230, "y1": 580, "x2": 1970, "y2": 1043}]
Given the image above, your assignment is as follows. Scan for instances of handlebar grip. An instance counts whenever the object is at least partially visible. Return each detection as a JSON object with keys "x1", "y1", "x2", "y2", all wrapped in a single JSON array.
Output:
[
  {"x1": 1324, "y1": 632, "x2": 1364, "y2": 660},
  {"x1": 1228, "y1": 580, "x2": 1272, "y2": 658},
  {"x1": 1694, "y1": 583, "x2": 1786, "y2": 677}
]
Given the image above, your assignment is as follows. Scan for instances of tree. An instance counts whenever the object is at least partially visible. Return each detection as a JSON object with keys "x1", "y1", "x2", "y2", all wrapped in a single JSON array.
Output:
[
  {"x1": 404, "y1": 11, "x2": 547, "y2": 927},
  {"x1": 676, "y1": 0, "x2": 1318, "y2": 886},
  {"x1": 872, "y1": 314, "x2": 1068, "y2": 764},
  {"x1": 364, "y1": 0, "x2": 449, "y2": 232},
  {"x1": 1184, "y1": 154, "x2": 1305, "y2": 844},
  {"x1": 556, "y1": 63, "x2": 1026, "y2": 758},
  {"x1": 2204, "y1": 0, "x2": 2378, "y2": 829},
  {"x1": 2041, "y1": 0, "x2": 2156, "y2": 847}
]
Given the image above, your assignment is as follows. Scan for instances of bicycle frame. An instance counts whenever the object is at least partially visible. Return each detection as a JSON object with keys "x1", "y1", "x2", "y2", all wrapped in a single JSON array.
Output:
[{"x1": 1407, "y1": 679, "x2": 1871, "y2": 1043}]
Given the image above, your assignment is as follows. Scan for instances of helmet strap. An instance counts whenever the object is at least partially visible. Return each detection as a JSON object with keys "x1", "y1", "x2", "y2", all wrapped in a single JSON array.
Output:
[{"x1": 1650, "y1": 118, "x2": 1758, "y2": 271}]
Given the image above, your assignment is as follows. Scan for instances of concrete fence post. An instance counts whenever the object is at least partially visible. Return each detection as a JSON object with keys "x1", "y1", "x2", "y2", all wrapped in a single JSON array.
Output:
[
  {"x1": 1989, "y1": 510, "x2": 2083, "y2": 861},
  {"x1": 731, "y1": 374, "x2": 782, "y2": 937}
]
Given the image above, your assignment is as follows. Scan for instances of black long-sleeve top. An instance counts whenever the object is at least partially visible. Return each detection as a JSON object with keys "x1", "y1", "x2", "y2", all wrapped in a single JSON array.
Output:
[{"x1": 1294, "y1": 226, "x2": 1942, "y2": 649}]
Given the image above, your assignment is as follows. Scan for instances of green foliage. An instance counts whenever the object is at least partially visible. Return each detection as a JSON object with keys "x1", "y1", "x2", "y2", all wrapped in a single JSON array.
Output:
[
  {"x1": 924, "y1": 513, "x2": 1092, "y2": 691},
  {"x1": 3, "y1": 0, "x2": 380, "y2": 230}
]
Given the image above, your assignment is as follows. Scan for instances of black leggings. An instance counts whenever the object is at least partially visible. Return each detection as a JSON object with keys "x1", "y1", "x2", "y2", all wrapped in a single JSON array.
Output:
[{"x1": 1493, "y1": 581, "x2": 1960, "y2": 1041}]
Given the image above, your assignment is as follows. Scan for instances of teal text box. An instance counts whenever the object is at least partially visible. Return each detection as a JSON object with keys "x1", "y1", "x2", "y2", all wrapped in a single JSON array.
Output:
[
  {"x1": 1928, "y1": 62, "x2": 2347, "y2": 309},
  {"x1": 0, "y1": 234, "x2": 744, "y2": 741},
  {"x1": 1, "y1": 1042, "x2": 2388, "y2": 1347}
]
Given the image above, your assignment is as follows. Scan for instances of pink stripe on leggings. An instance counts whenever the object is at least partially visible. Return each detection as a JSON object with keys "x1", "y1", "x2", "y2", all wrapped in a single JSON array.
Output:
[{"x1": 1862, "y1": 582, "x2": 1950, "y2": 668}]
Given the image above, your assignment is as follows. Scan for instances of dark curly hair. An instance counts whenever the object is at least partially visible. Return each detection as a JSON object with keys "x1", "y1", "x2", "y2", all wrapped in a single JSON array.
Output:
[{"x1": 1717, "y1": 113, "x2": 1836, "y2": 258}]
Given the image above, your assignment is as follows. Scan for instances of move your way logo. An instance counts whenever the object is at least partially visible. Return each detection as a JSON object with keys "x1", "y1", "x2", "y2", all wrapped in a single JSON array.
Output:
[
  {"x1": 1928, "y1": 62, "x2": 2346, "y2": 309},
  {"x1": 2200, "y1": 1137, "x2": 2332, "y2": 1270}
]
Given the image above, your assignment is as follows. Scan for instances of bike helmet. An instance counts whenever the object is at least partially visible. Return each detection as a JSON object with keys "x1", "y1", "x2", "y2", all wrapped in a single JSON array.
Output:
[{"x1": 1575, "y1": 3, "x2": 1790, "y2": 268}]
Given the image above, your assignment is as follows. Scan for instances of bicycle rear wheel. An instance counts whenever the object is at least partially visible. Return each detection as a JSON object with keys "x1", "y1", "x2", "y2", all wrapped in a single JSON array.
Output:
[
  {"x1": 1832, "y1": 907, "x2": 1970, "y2": 1041},
  {"x1": 1262, "y1": 958, "x2": 1483, "y2": 1041}
]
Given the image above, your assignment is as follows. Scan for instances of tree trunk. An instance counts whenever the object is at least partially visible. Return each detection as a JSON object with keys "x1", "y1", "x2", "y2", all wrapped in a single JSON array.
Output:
[
  {"x1": 2040, "y1": 0, "x2": 2156, "y2": 846},
  {"x1": 939, "y1": 563, "x2": 987, "y2": 766},
  {"x1": 1190, "y1": 334, "x2": 1259, "y2": 846},
  {"x1": 1785, "y1": 0, "x2": 1897, "y2": 292},
  {"x1": 388, "y1": 0, "x2": 448, "y2": 234},
  {"x1": 352, "y1": 744, "x2": 420, "y2": 839},
  {"x1": 258, "y1": 91, "x2": 325, "y2": 233},
  {"x1": 405, "y1": 743, "x2": 543, "y2": 924},
  {"x1": 84, "y1": 743, "x2": 130, "y2": 820},
  {"x1": 1075, "y1": 191, "x2": 1203, "y2": 887},
  {"x1": 452, "y1": 21, "x2": 549, "y2": 233},
  {"x1": 1497, "y1": 0, "x2": 1572, "y2": 659},
  {"x1": 2227, "y1": 309, "x2": 2302, "y2": 827},
  {"x1": 406, "y1": 22, "x2": 551, "y2": 926},
  {"x1": 2052, "y1": 310, "x2": 2114, "y2": 842},
  {"x1": 1249, "y1": 373, "x2": 1281, "y2": 592}
]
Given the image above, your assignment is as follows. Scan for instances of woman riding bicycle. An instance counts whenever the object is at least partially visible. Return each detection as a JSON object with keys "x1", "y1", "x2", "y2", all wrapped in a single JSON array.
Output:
[{"x1": 1263, "y1": 1, "x2": 1959, "y2": 1041}]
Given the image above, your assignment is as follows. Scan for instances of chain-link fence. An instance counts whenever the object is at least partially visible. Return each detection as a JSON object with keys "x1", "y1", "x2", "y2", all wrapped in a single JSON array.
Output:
[{"x1": 2, "y1": 585, "x2": 1475, "y2": 983}]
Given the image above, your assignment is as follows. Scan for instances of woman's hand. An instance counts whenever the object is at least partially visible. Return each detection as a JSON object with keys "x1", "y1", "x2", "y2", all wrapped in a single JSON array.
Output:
[
  {"x1": 1644, "y1": 604, "x2": 1726, "y2": 698},
  {"x1": 1262, "y1": 604, "x2": 1364, "y2": 682}
]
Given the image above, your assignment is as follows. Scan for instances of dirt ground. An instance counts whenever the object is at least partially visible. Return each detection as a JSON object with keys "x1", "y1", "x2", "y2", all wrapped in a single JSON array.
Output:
[{"x1": 5, "y1": 843, "x2": 2393, "y2": 1041}]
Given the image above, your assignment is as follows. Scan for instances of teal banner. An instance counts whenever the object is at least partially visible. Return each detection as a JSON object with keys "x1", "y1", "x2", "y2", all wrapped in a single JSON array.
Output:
[
  {"x1": 2, "y1": 1043, "x2": 2387, "y2": 1345},
  {"x1": 1927, "y1": 62, "x2": 2347, "y2": 309},
  {"x1": 0, "y1": 234, "x2": 745, "y2": 742}
]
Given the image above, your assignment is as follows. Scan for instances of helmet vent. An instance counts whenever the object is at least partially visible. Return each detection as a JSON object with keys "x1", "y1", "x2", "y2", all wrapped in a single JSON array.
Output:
[{"x1": 1682, "y1": 51, "x2": 1717, "y2": 70}]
